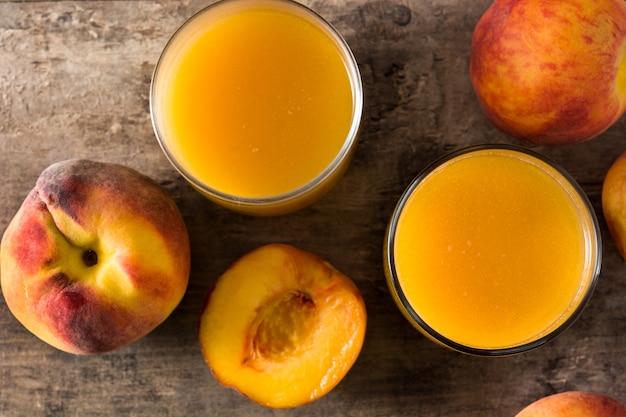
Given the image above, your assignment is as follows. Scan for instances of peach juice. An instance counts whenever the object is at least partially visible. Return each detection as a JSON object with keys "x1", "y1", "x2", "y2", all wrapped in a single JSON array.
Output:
[
  {"x1": 151, "y1": 0, "x2": 362, "y2": 215},
  {"x1": 384, "y1": 145, "x2": 601, "y2": 355}
]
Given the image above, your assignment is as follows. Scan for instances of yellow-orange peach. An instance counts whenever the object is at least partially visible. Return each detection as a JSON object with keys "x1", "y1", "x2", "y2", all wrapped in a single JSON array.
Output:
[
  {"x1": 198, "y1": 243, "x2": 366, "y2": 409},
  {"x1": 515, "y1": 391, "x2": 626, "y2": 417},
  {"x1": 602, "y1": 151, "x2": 626, "y2": 260},
  {"x1": 0, "y1": 159, "x2": 190, "y2": 354},
  {"x1": 470, "y1": 0, "x2": 626, "y2": 145}
]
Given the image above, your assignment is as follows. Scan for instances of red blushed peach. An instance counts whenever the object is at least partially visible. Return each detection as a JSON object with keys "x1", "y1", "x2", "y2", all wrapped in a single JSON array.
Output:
[
  {"x1": 470, "y1": 0, "x2": 626, "y2": 145},
  {"x1": 198, "y1": 244, "x2": 367, "y2": 409},
  {"x1": 515, "y1": 391, "x2": 626, "y2": 417},
  {"x1": 0, "y1": 159, "x2": 190, "y2": 354}
]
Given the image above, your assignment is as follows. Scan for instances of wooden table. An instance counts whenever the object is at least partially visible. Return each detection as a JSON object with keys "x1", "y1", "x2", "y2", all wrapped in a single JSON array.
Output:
[{"x1": 1, "y1": 1, "x2": 625, "y2": 416}]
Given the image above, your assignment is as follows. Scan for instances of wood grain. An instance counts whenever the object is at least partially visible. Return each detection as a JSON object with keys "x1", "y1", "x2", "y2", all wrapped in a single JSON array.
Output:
[{"x1": 1, "y1": 1, "x2": 626, "y2": 416}]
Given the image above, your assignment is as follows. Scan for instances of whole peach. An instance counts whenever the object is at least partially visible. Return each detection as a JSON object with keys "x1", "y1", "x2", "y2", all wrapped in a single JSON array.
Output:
[
  {"x1": 470, "y1": 0, "x2": 626, "y2": 145},
  {"x1": 0, "y1": 159, "x2": 190, "y2": 354},
  {"x1": 602, "y1": 151, "x2": 626, "y2": 260},
  {"x1": 515, "y1": 391, "x2": 626, "y2": 417}
]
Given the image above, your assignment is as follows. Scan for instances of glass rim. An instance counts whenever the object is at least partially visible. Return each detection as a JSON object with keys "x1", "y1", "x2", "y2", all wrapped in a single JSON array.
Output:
[
  {"x1": 385, "y1": 143, "x2": 602, "y2": 356},
  {"x1": 149, "y1": 0, "x2": 363, "y2": 209}
]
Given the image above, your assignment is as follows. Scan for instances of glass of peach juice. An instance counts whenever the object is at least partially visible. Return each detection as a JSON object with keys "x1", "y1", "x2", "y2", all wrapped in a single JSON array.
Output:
[
  {"x1": 150, "y1": 0, "x2": 362, "y2": 216},
  {"x1": 384, "y1": 145, "x2": 601, "y2": 356}
]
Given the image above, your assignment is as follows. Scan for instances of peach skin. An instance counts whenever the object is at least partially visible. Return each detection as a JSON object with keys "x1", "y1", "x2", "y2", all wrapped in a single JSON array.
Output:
[
  {"x1": 0, "y1": 159, "x2": 190, "y2": 354},
  {"x1": 470, "y1": 0, "x2": 626, "y2": 145},
  {"x1": 602, "y1": 151, "x2": 626, "y2": 260},
  {"x1": 515, "y1": 391, "x2": 626, "y2": 417}
]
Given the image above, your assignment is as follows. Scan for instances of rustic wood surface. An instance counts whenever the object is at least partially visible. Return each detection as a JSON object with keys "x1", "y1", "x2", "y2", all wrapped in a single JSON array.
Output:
[{"x1": 1, "y1": 0, "x2": 626, "y2": 416}]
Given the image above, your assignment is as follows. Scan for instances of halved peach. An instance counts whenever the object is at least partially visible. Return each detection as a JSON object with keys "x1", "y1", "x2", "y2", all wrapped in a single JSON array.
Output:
[{"x1": 198, "y1": 243, "x2": 367, "y2": 409}]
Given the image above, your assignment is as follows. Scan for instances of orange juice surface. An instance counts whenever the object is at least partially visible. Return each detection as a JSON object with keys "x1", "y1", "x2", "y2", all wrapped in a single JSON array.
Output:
[
  {"x1": 391, "y1": 148, "x2": 598, "y2": 350},
  {"x1": 154, "y1": 1, "x2": 355, "y2": 199}
]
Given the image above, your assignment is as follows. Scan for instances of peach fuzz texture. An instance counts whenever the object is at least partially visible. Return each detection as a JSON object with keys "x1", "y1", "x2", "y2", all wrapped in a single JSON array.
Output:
[
  {"x1": 515, "y1": 391, "x2": 626, "y2": 417},
  {"x1": 470, "y1": 0, "x2": 626, "y2": 145},
  {"x1": 603, "y1": 151, "x2": 626, "y2": 260},
  {"x1": 0, "y1": 160, "x2": 190, "y2": 354}
]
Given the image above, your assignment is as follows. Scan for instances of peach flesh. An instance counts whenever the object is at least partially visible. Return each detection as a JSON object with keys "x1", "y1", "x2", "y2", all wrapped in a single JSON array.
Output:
[{"x1": 198, "y1": 243, "x2": 367, "y2": 409}]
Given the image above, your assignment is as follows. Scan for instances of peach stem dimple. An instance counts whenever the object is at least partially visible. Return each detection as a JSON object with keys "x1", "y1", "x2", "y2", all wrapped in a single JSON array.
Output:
[{"x1": 82, "y1": 249, "x2": 98, "y2": 267}]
